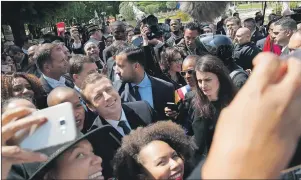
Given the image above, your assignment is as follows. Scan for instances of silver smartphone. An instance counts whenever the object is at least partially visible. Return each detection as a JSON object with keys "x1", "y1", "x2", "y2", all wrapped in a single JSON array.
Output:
[{"x1": 19, "y1": 102, "x2": 77, "y2": 151}]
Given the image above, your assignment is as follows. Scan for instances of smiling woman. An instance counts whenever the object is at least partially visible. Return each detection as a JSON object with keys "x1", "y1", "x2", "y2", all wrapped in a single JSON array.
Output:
[
  {"x1": 1, "y1": 72, "x2": 48, "y2": 109},
  {"x1": 113, "y1": 121, "x2": 197, "y2": 180}
]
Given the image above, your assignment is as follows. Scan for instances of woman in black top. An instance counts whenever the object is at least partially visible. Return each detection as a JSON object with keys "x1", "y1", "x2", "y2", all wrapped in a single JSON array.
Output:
[
  {"x1": 160, "y1": 47, "x2": 186, "y2": 89},
  {"x1": 192, "y1": 55, "x2": 237, "y2": 156}
]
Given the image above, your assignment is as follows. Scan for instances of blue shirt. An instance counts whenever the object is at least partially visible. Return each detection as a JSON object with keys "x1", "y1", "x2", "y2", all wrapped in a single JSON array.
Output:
[{"x1": 131, "y1": 73, "x2": 154, "y2": 108}]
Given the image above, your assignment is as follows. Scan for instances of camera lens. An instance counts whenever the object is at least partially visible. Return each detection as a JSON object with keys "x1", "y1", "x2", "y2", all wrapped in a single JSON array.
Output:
[{"x1": 60, "y1": 120, "x2": 66, "y2": 125}]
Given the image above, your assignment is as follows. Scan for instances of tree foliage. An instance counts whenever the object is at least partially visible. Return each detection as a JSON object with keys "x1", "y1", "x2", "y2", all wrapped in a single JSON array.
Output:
[
  {"x1": 145, "y1": 5, "x2": 160, "y2": 15},
  {"x1": 119, "y1": 2, "x2": 135, "y2": 20},
  {"x1": 166, "y1": 1, "x2": 177, "y2": 10}
]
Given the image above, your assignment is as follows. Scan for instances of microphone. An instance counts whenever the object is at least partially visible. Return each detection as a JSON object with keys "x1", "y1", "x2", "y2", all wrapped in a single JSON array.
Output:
[{"x1": 179, "y1": 2, "x2": 229, "y2": 22}]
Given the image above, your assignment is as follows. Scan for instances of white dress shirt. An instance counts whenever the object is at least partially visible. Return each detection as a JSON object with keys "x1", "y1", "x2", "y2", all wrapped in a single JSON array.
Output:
[{"x1": 91, "y1": 109, "x2": 131, "y2": 136}]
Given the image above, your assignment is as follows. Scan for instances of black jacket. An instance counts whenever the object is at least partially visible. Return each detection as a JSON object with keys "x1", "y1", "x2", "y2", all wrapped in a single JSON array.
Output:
[
  {"x1": 251, "y1": 30, "x2": 265, "y2": 44},
  {"x1": 86, "y1": 101, "x2": 155, "y2": 133},
  {"x1": 233, "y1": 42, "x2": 262, "y2": 70},
  {"x1": 160, "y1": 72, "x2": 187, "y2": 90},
  {"x1": 225, "y1": 61, "x2": 248, "y2": 89},
  {"x1": 39, "y1": 74, "x2": 74, "y2": 95},
  {"x1": 192, "y1": 100, "x2": 223, "y2": 156},
  {"x1": 176, "y1": 91, "x2": 195, "y2": 136},
  {"x1": 114, "y1": 75, "x2": 175, "y2": 121}
]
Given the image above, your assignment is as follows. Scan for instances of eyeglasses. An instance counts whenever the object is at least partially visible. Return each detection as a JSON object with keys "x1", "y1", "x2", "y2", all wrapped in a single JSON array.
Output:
[
  {"x1": 180, "y1": 69, "x2": 195, "y2": 77},
  {"x1": 173, "y1": 58, "x2": 183, "y2": 64}
]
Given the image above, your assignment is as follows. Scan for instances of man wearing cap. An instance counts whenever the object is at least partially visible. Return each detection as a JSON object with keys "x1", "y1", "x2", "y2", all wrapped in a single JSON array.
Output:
[{"x1": 85, "y1": 24, "x2": 106, "y2": 60}]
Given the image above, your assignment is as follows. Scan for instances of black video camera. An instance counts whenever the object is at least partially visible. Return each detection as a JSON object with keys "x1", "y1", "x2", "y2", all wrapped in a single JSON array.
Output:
[{"x1": 139, "y1": 15, "x2": 163, "y2": 40}]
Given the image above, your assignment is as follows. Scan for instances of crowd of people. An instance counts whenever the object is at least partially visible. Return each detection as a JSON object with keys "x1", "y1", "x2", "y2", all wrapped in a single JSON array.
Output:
[{"x1": 1, "y1": 8, "x2": 301, "y2": 180}]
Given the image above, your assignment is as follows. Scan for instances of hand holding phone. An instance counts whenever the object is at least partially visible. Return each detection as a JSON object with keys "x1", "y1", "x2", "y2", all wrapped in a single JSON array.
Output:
[
  {"x1": 19, "y1": 102, "x2": 77, "y2": 151},
  {"x1": 165, "y1": 102, "x2": 179, "y2": 119},
  {"x1": 2, "y1": 107, "x2": 49, "y2": 179}
]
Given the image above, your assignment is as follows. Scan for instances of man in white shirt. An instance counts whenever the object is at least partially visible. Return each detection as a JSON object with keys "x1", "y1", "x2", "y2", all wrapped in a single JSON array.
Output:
[
  {"x1": 35, "y1": 43, "x2": 74, "y2": 94},
  {"x1": 81, "y1": 73, "x2": 156, "y2": 135}
]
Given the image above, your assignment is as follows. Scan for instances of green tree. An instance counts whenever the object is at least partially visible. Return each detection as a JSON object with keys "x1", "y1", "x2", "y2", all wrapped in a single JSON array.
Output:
[
  {"x1": 119, "y1": 2, "x2": 135, "y2": 20},
  {"x1": 145, "y1": 4, "x2": 160, "y2": 15},
  {"x1": 166, "y1": 1, "x2": 177, "y2": 10}
]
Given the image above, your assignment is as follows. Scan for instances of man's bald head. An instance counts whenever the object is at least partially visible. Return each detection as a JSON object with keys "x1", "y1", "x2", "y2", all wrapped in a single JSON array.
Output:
[
  {"x1": 182, "y1": 55, "x2": 199, "y2": 88},
  {"x1": 183, "y1": 55, "x2": 198, "y2": 67},
  {"x1": 288, "y1": 30, "x2": 301, "y2": 53},
  {"x1": 235, "y1": 27, "x2": 251, "y2": 45},
  {"x1": 2, "y1": 98, "x2": 36, "y2": 113},
  {"x1": 47, "y1": 87, "x2": 79, "y2": 107}
]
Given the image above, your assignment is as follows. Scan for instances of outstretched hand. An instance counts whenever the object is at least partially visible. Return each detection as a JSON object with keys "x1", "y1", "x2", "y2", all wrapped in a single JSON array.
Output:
[{"x1": 2, "y1": 108, "x2": 49, "y2": 179}]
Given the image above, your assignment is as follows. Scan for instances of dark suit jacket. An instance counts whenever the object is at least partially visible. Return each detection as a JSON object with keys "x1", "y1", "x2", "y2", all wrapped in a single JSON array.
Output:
[
  {"x1": 114, "y1": 75, "x2": 175, "y2": 121},
  {"x1": 86, "y1": 101, "x2": 156, "y2": 133},
  {"x1": 251, "y1": 30, "x2": 265, "y2": 44},
  {"x1": 233, "y1": 42, "x2": 262, "y2": 70},
  {"x1": 39, "y1": 74, "x2": 74, "y2": 94}
]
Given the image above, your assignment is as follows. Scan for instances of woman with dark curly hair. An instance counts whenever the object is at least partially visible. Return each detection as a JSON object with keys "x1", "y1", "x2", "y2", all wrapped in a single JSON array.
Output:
[
  {"x1": 1, "y1": 72, "x2": 48, "y2": 109},
  {"x1": 192, "y1": 54, "x2": 237, "y2": 157},
  {"x1": 113, "y1": 121, "x2": 197, "y2": 180},
  {"x1": 160, "y1": 47, "x2": 186, "y2": 89}
]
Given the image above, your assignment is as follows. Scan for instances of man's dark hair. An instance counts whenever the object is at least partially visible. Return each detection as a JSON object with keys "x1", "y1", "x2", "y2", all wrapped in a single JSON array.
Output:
[
  {"x1": 184, "y1": 22, "x2": 202, "y2": 34},
  {"x1": 69, "y1": 54, "x2": 95, "y2": 80},
  {"x1": 233, "y1": 12, "x2": 239, "y2": 17},
  {"x1": 34, "y1": 43, "x2": 58, "y2": 72},
  {"x1": 118, "y1": 47, "x2": 145, "y2": 67},
  {"x1": 274, "y1": 17, "x2": 297, "y2": 31},
  {"x1": 8, "y1": 45, "x2": 23, "y2": 54},
  {"x1": 255, "y1": 11, "x2": 261, "y2": 16},
  {"x1": 244, "y1": 18, "x2": 256, "y2": 26}
]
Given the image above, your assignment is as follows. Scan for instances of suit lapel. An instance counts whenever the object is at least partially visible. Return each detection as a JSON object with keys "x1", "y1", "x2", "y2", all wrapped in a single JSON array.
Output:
[
  {"x1": 122, "y1": 104, "x2": 145, "y2": 129},
  {"x1": 148, "y1": 76, "x2": 159, "y2": 110}
]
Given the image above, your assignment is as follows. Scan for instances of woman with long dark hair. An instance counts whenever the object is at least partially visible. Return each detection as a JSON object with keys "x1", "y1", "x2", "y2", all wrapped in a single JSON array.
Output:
[{"x1": 192, "y1": 54, "x2": 237, "y2": 157}]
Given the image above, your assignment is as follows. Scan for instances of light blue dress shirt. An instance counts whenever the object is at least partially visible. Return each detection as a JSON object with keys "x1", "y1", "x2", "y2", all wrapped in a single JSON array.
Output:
[
  {"x1": 131, "y1": 73, "x2": 154, "y2": 108},
  {"x1": 42, "y1": 74, "x2": 66, "y2": 89}
]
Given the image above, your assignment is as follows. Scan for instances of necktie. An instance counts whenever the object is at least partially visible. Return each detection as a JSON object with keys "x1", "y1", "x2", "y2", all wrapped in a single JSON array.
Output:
[
  {"x1": 133, "y1": 85, "x2": 142, "y2": 101},
  {"x1": 118, "y1": 121, "x2": 131, "y2": 135}
]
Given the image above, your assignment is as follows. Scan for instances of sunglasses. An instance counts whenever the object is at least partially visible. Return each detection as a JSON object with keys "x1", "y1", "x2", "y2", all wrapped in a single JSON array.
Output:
[{"x1": 180, "y1": 69, "x2": 195, "y2": 77}]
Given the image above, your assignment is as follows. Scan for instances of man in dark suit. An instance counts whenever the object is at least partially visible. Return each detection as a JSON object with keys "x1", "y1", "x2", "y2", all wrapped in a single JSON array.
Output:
[
  {"x1": 35, "y1": 43, "x2": 74, "y2": 94},
  {"x1": 81, "y1": 73, "x2": 156, "y2": 135},
  {"x1": 243, "y1": 18, "x2": 265, "y2": 44},
  {"x1": 113, "y1": 47, "x2": 175, "y2": 120}
]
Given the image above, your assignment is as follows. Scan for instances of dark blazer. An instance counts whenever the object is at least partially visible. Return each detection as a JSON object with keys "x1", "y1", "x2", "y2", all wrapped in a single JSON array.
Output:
[
  {"x1": 233, "y1": 42, "x2": 262, "y2": 70},
  {"x1": 39, "y1": 74, "x2": 74, "y2": 94},
  {"x1": 251, "y1": 30, "x2": 265, "y2": 44},
  {"x1": 86, "y1": 101, "x2": 156, "y2": 133},
  {"x1": 114, "y1": 75, "x2": 175, "y2": 121}
]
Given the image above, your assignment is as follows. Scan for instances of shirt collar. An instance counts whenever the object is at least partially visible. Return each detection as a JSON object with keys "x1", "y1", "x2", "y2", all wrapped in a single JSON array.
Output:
[
  {"x1": 251, "y1": 29, "x2": 256, "y2": 37},
  {"x1": 282, "y1": 46, "x2": 288, "y2": 53},
  {"x1": 131, "y1": 72, "x2": 151, "y2": 88},
  {"x1": 74, "y1": 85, "x2": 81, "y2": 93},
  {"x1": 105, "y1": 109, "x2": 127, "y2": 128},
  {"x1": 42, "y1": 74, "x2": 66, "y2": 88}
]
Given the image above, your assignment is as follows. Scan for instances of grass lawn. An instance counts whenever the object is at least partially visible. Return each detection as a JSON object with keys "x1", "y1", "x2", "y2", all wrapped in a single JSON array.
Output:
[{"x1": 237, "y1": 3, "x2": 263, "y2": 9}]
